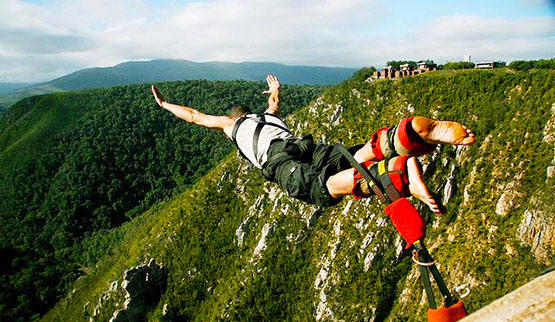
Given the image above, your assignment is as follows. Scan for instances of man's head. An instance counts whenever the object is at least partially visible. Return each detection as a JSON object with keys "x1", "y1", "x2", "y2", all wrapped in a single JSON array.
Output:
[{"x1": 229, "y1": 105, "x2": 251, "y2": 119}]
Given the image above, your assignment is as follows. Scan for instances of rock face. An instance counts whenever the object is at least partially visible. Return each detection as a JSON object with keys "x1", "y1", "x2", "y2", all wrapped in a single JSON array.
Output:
[
  {"x1": 517, "y1": 206, "x2": 554, "y2": 265},
  {"x1": 461, "y1": 270, "x2": 555, "y2": 321},
  {"x1": 443, "y1": 164, "x2": 457, "y2": 204},
  {"x1": 495, "y1": 180, "x2": 523, "y2": 216},
  {"x1": 252, "y1": 223, "x2": 273, "y2": 259},
  {"x1": 110, "y1": 259, "x2": 168, "y2": 322}
]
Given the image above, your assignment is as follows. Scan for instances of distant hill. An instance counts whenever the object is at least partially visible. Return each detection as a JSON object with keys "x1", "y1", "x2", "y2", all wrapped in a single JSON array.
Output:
[
  {"x1": 0, "y1": 60, "x2": 358, "y2": 108},
  {"x1": 0, "y1": 82, "x2": 34, "y2": 94},
  {"x1": 0, "y1": 83, "x2": 35, "y2": 111}
]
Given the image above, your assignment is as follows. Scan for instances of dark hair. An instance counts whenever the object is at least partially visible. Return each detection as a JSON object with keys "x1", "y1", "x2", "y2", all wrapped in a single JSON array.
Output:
[{"x1": 229, "y1": 105, "x2": 251, "y2": 119}]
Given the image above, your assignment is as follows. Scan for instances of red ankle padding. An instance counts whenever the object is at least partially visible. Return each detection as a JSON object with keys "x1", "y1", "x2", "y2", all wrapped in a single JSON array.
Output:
[
  {"x1": 398, "y1": 117, "x2": 436, "y2": 156},
  {"x1": 427, "y1": 301, "x2": 467, "y2": 322},
  {"x1": 384, "y1": 198, "x2": 425, "y2": 249},
  {"x1": 370, "y1": 127, "x2": 387, "y2": 160}
]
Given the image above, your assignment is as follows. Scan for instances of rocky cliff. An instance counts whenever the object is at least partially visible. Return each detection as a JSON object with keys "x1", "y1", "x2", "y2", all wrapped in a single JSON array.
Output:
[{"x1": 45, "y1": 69, "x2": 554, "y2": 321}]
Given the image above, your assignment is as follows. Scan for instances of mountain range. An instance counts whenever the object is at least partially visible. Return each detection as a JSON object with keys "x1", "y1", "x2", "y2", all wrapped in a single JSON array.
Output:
[{"x1": 0, "y1": 60, "x2": 358, "y2": 109}]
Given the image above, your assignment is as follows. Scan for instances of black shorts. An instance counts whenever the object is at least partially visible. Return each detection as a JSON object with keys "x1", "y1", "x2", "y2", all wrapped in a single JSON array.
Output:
[{"x1": 262, "y1": 136, "x2": 363, "y2": 208}]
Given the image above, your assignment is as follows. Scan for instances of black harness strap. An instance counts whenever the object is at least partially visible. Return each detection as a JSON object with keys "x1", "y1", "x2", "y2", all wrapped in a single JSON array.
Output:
[
  {"x1": 252, "y1": 122, "x2": 265, "y2": 159},
  {"x1": 231, "y1": 116, "x2": 249, "y2": 160},
  {"x1": 413, "y1": 241, "x2": 458, "y2": 308},
  {"x1": 231, "y1": 116, "x2": 246, "y2": 141},
  {"x1": 378, "y1": 166, "x2": 402, "y2": 201},
  {"x1": 263, "y1": 113, "x2": 293, "y2": 134},
  {"x1": 334, "y1": 144, "x2": 391, "y2": 204}
]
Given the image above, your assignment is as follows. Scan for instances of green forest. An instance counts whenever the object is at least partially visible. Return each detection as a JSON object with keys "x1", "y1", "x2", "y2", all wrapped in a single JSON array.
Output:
[
  {"x1": 38, "y1": 68, "x2": 553, "y2": 321},
  {"x1": 0, "y1": 80, "x2": 323, "y2": 321}
]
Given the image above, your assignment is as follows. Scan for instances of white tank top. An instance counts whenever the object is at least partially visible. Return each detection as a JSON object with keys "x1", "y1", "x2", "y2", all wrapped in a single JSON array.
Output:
[{"x1": 232, "y1": 114, "x2": 295, "y2": 168}]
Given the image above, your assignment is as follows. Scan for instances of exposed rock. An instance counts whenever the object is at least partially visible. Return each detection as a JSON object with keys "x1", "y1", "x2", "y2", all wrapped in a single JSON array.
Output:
[
  {"x1": 443, "y1": 164, "x2": 457, "y2": 204},
  {"x1": 236, "y1": 199, "x2": 261, "y2": 247},
  {"x1": 394, "y1": 235, "x2": 404, "y2": 257},
  {"x1": 547, "y1": 166, "x2": 555, "y2": 179},
  {"x1": 314, "y1": 266, "x2": 329, "y2": 289},
  {"x1": 235, "y1": 222, "x2": 247, "y2": 247},
  {"x1": 495, "y1": 180, "x2": 524, "y2": 216},
  {"x1": 487, "y1": 225, "x2": 499, "y2": 242},
  {"x1": 252, "y1": 223, "x2": 272, "y2": 259},
  {"x1": 360, "y1": 232, "x2": 375, "y2": 254},
  {"x1": 342, "y1": 200, "x2": 353, "y2": 215},
  {"x1": 333, "y1": 220, "x2": 342, "y2": 237},
  {"x1": 110, "y1": 259, "x2": 168, "y2": 322},
  {"x1": 315, "y1": 288, "x2": 334, "y2": 321},
  {"x1": 542, "y1": 103, "x2": 555, "y2": 143},
  {"x1": 462, "y1": 270, "x2": 555, "y2": 321},
  {"x1": 517, "y1": 206, "x2": 554, "y2": 265},
  {"x1": 329, "y1": 105, "x2": 344, "y2": 126},
  {"x1": 364, "y1": 247, "x2": 378, "y2": 272},
  {"x1": 110, "y1": 280, "x2": 119, "y2": 292},
  {"x1": 455, "y1": 145, "x2": 467, "y2": 163}
]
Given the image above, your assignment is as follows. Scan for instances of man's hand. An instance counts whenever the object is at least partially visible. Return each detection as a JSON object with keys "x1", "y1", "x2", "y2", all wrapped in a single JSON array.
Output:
[
  {"x1": 262, "y1": 74, "x2": 280, "y2": 94},
  {"x1": 151, "y1": 85, "x2": 165, "y2": 107}
]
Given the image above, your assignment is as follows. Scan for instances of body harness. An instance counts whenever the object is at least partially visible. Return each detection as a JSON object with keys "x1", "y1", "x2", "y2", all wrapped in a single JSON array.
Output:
[
  {"x1": 335, "y1": 144, "x2": 468, "y2": 322},
  {"x1": 231, "y1": 113, "x2": 293, "y2": 169}
]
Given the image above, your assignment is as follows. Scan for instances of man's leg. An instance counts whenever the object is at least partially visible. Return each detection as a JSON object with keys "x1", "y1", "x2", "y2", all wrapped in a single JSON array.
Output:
[
  {"x1": 405, "y1": 157, "x2": 442, "y2": 213},
  {"x1": 353, "y1": 140, "x2": 378, "y2": 163},
  {"x1": 352, "y1": 117, "x2": 475, "y2": 163},
  {"x1": 411, "y1": 116, "x2": 475, "y2": 146},
  {"x1": 325, "y1": 156, "x2": 443, "y2": 213},
  {"x1": 326, "y1": 168, "x2": 354, "y2": 199}
]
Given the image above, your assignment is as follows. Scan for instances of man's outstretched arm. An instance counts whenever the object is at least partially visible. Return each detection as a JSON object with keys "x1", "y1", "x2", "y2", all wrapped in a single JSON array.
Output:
[
  {"x1": 263, "y1": 74, "x2": 281, "y2": 115},
  {"x1": 151, "y1": 85, "x2": 234, "y2": 131}
]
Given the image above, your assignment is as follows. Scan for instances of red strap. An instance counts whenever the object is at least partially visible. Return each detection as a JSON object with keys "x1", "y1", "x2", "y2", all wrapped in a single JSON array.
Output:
[
  {"x1": 384, "y1": 198, "x2": 425, "y2": 248},
  {"x1": 397, "y1": 118, "x2": 435, "y2": 156},
  {"x1": 370, "y1": 127, "x2": 387, "y2": 160},
  {"x1": 389, "y1": 156, "x2": 409, "y2": 196}
]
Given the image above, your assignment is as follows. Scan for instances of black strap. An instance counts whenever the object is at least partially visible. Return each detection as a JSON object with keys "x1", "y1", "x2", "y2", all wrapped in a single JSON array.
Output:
[
  {"x1": 379, "y1": 170, "x2": 402, "y2": 202},
  {"x1": 231, "y1": 116, "x2": 249, "y2": 160},
  {"x1": 334, "y1": 144, "x2": 391, "y2": 204},
  {"x1": 231, "y1": 116, "x2": 247, "y2": 142},
  {"x1": 413, "y1": 241, "x2": 458, "y2": 308},
  {"x1": 262, "y1": 113, "x2": 293, "y2": 134},
  {"x1": 252, "y1": 122, "x2": 264, "y2": 159}
]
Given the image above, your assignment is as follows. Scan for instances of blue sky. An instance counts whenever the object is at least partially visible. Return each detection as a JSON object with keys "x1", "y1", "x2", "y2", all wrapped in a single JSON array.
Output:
[
  {"x1": 1, "y1": 0, "x2": 554, "y2": 82},
  {"x1": 372, "y1": 0, "x2": 554, "y2": 33}
]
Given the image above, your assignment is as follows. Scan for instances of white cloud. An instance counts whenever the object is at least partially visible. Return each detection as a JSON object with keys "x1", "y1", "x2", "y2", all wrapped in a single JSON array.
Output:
[
  {"x1": 0, "y1": 0, "x2": 553, "y2": 82},
  {"x1": 357, "y1": 14, "x2": 555, "y2": 66},
  {"x1": 428, "y1": 14, "x2": 554, "y2": 40}
]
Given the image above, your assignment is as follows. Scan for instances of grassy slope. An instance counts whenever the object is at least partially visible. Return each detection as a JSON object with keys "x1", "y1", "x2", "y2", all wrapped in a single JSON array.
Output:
[
  {"x1": 44, "y1": 69, "x2": 554, "y2": 321},
  {"x1": 0, "y1": 93, "x2": 92, "y2": 174}
]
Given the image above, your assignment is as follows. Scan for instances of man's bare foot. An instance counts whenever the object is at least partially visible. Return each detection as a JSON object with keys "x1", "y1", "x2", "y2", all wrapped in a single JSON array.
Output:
[
  {"x1": 406, "y1": 157, "x2": 445, "y2": 214},
  {"x1": 412, "y1": 116, "x2": 476, "y2": 146}
]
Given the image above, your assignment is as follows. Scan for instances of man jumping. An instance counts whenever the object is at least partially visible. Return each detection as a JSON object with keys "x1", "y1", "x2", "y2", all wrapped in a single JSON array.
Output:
[{"x1": 151, "y1": 75, "x2": 475, "y2": 210}]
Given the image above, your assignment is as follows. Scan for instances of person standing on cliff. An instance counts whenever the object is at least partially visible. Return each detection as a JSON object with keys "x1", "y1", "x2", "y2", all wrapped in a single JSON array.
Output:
[{"x1": 151, "y1": 75, "x2": 475, "y2": 210}]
